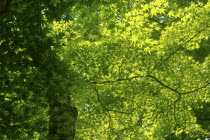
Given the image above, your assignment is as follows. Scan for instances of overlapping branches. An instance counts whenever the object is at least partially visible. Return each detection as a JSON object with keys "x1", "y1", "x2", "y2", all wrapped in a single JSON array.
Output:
[
  {"x1": 89, "y1": 71, "x2": 209, "y2": 122},
  {"x1": 87, "y1": 15, "x2": 210, "y2": 127},
  {"x1": 147, "y1": 74, "x2": 210, "y2": 121}
]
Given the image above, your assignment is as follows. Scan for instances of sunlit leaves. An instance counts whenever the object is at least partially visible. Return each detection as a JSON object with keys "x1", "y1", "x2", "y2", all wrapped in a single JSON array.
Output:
[{"x1": 37, "y1": 0, "x2": 210, "y2": 139}]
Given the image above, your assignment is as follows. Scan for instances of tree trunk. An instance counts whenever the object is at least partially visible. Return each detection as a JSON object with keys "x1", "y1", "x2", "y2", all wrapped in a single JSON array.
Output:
[
  {"x1": 47, "y1": 62, "x2": 78, "y2": 140},
  {"x1": 48, "y1": 95, "x2": 78, "y2": 139}
]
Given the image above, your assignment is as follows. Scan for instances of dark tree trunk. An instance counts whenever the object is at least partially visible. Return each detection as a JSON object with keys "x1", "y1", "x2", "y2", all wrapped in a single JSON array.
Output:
[
  {"x1": 47, "y1": 62, "x2": 78, "y2": 140},
  {"x1": 48, "y1": 96, "x2": 78, "y2": 140}
]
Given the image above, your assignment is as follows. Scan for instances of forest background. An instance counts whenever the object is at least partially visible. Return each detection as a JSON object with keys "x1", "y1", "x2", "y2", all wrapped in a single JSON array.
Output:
[{"x1": 0, "y1": 0, "x2": 210, "y2": 139}]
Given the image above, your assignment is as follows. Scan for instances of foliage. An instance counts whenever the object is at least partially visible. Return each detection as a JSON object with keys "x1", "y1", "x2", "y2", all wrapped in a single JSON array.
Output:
[
  {"x1": 0, "y1": 0, "x2": 210, "y2": 139},
  {"x1": 60, "y1": 0, "x2": 210, "y2": 139}
]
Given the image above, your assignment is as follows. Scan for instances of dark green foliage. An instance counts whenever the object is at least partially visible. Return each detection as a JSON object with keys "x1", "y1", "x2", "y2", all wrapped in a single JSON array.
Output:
[
  {"x1": 195, "y1": 102, "x2": 210, "y2": 132},
  {"x1": 0, "y1": 0, "x2": 78, "y2": 139},
  {"x1": 185, "y1": 39, "x2": 210, "y2": 63}
]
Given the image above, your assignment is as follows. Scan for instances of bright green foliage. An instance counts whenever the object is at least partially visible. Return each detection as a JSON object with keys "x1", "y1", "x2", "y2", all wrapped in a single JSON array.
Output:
[
  {"x1": 1, "y1": 0, "x2": 210, "y2": 139},
  {"x1": 51, "y1": 0, "x2": 210, "y2": 139}
]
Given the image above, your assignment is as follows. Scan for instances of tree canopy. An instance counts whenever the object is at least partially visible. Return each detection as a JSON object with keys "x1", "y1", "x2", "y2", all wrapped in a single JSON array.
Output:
[{"x1": 0, "y1": 0, "x2": 210, "y2": 139}]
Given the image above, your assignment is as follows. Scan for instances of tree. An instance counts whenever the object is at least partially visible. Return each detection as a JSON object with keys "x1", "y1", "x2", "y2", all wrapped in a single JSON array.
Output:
[
  {"x1": 0, "y1": 0, "x2": 210, "y2": 139},
  {"x1": 0, "y1": 0, "x2": 79, "y2": 139},
  {"x1": 58, "y1": 0, "x2": 210, "y2": 139}
]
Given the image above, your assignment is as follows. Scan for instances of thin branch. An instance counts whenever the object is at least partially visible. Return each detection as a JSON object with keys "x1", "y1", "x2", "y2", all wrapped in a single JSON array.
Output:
[
  {"x1": 175, "y1": 81, "x2": 182, "y2": 90},
  {"x1": 149, "y1": 47, "x2": 181, "y2": 74},
  {"x1": 92, "y1": 86, "x2": 110, "y2": 112},
  {"x1": 150, "y1": 25, "x2": 209, "y2": 74},
  {"x1": 92, "y1": 85, "x2": 113, "y2": 128},
  {"x1": 92, "y1": 85, "x2": 131, "y2": 114},
  {"x1": 147, "y1": 75, "x2": 209, "y2": 122},
  {"x1": 173, "y1": 82, "x2": 208, "y2": 123},
  {"x1": 181, "y1": 83, "x2": 210, "y2": 95},
  {"x1": 147, "y1": 74, "x2": 181, "y2": 94},
  {"x1": 173, "y1": 93, "x2": 182, "y2": 122},
  {"x1": 147, "y1": 74, "x2": 182, "y2": 122}
]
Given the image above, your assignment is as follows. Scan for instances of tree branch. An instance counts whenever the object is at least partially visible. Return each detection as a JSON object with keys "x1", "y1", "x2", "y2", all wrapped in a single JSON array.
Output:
[
  {"x1": 92, "y1": 85, "x2": 130, "y2": 114},
  {"x1": 147, "y1": 75, "x2": 209, "y2": 96},
  {"x1": 147, "y1": 74, "x2": 209, "y2": 122},
  {"x1": 173, "y1": 93, "x2": 182, "y2": 122},
  {"x1": 150, "y1": 25, "x2": 209, "y2": 74},
  {"x1": 181, "y1": 82, "x2": 210, "y2": 95},
  {"x1": 147, "y1": 74, "x2": 181, "y2": 94},
  {"x1": 92, "y1": 85, "x2": 113, "y2": 128}
]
